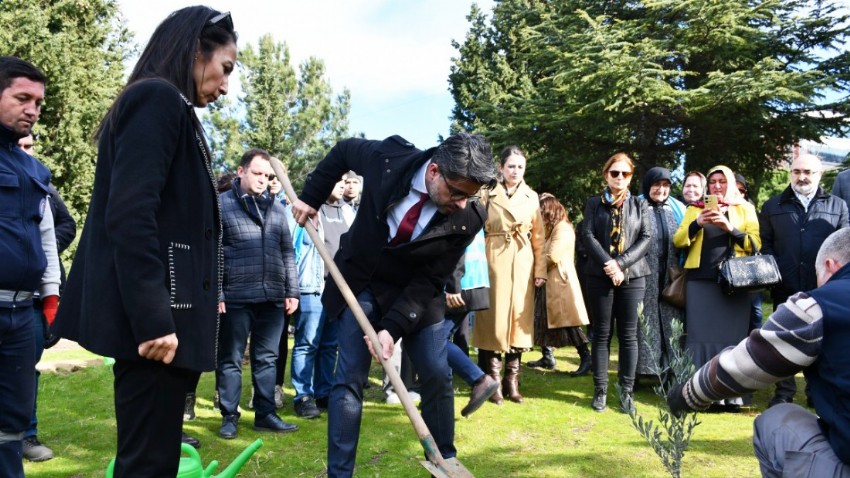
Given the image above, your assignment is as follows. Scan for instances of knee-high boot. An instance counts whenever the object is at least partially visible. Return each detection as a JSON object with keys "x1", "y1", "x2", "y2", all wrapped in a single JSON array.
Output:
[
  {"x1": 478, "y1": 349, "x2": 504, "y2": 405},
  {"x1": 503, "y1": 353, "x2": 524, "y2": 403}
]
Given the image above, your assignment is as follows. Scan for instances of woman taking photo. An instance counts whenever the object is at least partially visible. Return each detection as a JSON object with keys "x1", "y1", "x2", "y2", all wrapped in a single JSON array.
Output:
[
  {"x1": 580, "y1": 153, "x2": 651, "y2": 413},
  {"x1": 635, "y1": 167, "x2": 684, "y2": 381},
  {"x1": 54, "y1": 6, "x2": 237, "y2": 475},
  {"x1": 527, "y1": 193, "x2": 591, "y2": 376},
  {"x1": 673, "y1": 165, "x2": 760, "y2": 412},
  {"x1": 473, "y1": 146, "x2": 546, "y2": 405}
]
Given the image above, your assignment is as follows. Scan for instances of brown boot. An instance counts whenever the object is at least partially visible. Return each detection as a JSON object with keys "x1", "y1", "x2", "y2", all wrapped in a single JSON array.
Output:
[
  {"x1": 478, "y1": 349, "x2": 504, "y2": 405},
  {"x1": 503, "y1": 353, "x2": 524, "y2": 403}
]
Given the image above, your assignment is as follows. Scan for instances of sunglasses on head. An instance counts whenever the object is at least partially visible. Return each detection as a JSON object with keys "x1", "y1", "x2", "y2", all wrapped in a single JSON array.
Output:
[
  {"x1": 608, "y1": 170, "x2": 633, "y2": 178},
  {"x1": 207, "y1": 11, "x2": 233, "y2": 31}
]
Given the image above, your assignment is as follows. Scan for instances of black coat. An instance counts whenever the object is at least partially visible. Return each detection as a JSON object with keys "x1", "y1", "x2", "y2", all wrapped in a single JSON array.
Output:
[
  {"x1": 759, "y1": 185, "x2": 848, "y2": 301},
  {"x1": 299, "y1": 136, "x2": 485, "y2": 341},
  {"x1": 580, "y1": 195, "x2": 652, "y2": 280},
  {"x1": 55, "y1": 79, "x2": 222, "y2": 372}
]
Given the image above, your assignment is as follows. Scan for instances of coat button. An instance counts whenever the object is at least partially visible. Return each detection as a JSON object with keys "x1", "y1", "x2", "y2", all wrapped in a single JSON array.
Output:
[
  {"x1": 203, "y1": 280, "x2": 210, "y2": 290},
  {"x1": 205, "y1": 228, "x2": 212, "y2": 239}
]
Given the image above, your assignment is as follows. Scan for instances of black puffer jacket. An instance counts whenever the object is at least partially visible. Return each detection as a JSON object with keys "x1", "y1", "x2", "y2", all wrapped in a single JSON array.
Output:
[
  {"x1": 759, "y1": 185, "x2": 848, "y2": 300},
  {"x1": 221, "y1": 179, "x2": 299, "y2": 304},
  {"x1": 580, "y1": 194, "x2": 652, "y2": 280}
]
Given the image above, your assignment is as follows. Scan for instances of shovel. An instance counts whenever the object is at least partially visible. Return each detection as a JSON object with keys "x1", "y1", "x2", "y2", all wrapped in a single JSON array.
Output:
[{"x1": 270, "y1": 158, "x2": 474, "y2": 478}]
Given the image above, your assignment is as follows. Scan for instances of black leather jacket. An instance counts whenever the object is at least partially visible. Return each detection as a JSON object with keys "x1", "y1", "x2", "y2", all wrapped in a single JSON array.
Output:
[{"x1": 580, "y1": 195, "x2": 652, "y2": 280}]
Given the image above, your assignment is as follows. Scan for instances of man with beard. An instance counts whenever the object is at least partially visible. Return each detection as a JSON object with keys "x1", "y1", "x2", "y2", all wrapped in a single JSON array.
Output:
[
  {"x1": 759, "y1": 153, "x2": 847, "y2": 407},
  {"x1": 290, "y1": 133, "x2": 498, "y2": 477}
]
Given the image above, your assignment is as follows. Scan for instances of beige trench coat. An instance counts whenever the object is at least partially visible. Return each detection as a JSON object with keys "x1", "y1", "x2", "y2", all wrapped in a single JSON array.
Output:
[
  {"x1": 545, "y1": 221, "x2": 589, "y2": 328},
  {"x1": 472, "y1": 182, "x2": 546, "y2": 352}
]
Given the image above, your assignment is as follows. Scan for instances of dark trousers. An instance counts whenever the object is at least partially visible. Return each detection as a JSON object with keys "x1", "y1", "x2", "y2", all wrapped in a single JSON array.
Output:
[
  {"x1": 586, "y1": 275, "x2": 646, "y2": 390},
  {"x1": 443, "y1": 313, "x2": 483, "y2": 386},
  {"x1": 327, "y1": 290, "x2": 454, "y2": 478},
  {"x1": 26, "y1": 303, "x2": 46, "y2": 438},
  {"x1": 0, "y1": 306, "x2": 35, "y2": 478},
  {"x1": 275, "y1": 311, "x2": 292, "y2": 386},
  {"x1": 451, "y1": 312, "x2": 471, "y2": 356},
  {"x1": 113, "y1": 359, "x2": 198, "y2": 477},
  {"x1": 217, "y1": 303, "x2": 285, "y2": 417}
]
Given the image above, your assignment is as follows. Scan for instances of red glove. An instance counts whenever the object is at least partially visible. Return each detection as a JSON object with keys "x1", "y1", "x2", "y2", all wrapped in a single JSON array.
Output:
[{"x1": 42, "y1": 295, "x2": 59, "y2": 326}]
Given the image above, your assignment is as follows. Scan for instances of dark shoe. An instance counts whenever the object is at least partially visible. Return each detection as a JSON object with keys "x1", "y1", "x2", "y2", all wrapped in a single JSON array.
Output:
[
  {"x1": 181, "y1": 432, "x2": 201, "y2": 449},
  {"x1": 591, "y1": 387, "x2": 607, "y2": 412},
  {"x1": 620, "y1": 389, "x2": 635, "y2": 415},
  {"x1": 219, "y1": 414, "x2": 239, "y2": 439},
  {"x1": 725, "y1": 403, "x2": 742, "y2": 413},
  {"x1": 315, "y1": 397, "x2": 329, "y2": 410},
  {"x1": 294, "y1": 396, "x2": 321, "y2": 419},
  {"x1": 184, "y1": 392, "x2": 196, "y2": 420},
  {"x1": 570, "y1": 343, "x2": 591, "y2": 377},
  {"x1": 254, "y1": 413, "x2": 299, "y2": 433},
  {"x1": 767, "y1": 395, "x2": 793, "y2": 409},
  {"x1": 461, "y1": 375, "x2": 500, "y2": 417},
  {"x1": 503, "y1": 353, "x2": 524, "y2": 403},
  {"x1": 478, "y1": 350, "x2": 503, "y2": 405},
  {"x1": 22, "y1": 436, "x2": 54, "y2": 462},
  {"x1": 526, "y1": 346, "x2": 556, "y2": 370}
]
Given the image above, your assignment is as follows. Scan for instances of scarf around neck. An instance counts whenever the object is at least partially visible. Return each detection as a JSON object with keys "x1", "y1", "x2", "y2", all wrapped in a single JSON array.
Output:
[{"x1": 601, "y1": 187, "x2": 628, "y2": 256}]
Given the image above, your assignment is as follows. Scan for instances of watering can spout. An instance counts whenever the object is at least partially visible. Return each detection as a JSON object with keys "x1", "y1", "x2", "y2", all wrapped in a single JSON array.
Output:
[{"x1": 210, "y1": 438, "x2": 263, "y2": 478}]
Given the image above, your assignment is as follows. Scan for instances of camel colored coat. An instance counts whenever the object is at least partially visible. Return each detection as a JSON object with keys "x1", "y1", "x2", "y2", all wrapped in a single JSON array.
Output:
[
  {"x1": 545, "y1": 221, "x2": 590, "y2": 328},
  {"x1": 473, "y1": 182, "x2": 546, "y2": 352}
]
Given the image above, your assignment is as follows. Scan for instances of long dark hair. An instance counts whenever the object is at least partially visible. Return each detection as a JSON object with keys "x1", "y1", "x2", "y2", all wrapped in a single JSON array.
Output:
[{"x1": 98, "y1": 6, "x2": 237, "y2": 136}]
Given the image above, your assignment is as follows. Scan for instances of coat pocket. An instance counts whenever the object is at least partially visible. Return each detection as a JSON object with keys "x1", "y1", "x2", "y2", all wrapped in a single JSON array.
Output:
[{"x1": 168, "y1": 242, "x2": 194, "y2": 309}]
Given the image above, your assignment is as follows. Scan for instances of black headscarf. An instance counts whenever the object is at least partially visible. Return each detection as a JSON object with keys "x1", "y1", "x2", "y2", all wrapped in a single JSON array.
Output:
[{"x1": 641, "y1": 167, "x2": 672, "y2": 205}]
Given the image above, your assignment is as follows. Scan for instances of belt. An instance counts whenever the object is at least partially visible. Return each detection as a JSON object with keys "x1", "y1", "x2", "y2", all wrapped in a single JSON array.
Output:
[{"x1": 0, "y1": 290, "x2": 34, "y2": 302}]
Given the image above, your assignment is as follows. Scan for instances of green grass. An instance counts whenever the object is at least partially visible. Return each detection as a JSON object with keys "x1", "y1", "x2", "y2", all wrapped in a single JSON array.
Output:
[{"x1": 28, "y1": 303, "x2": 789, "y2": 477}]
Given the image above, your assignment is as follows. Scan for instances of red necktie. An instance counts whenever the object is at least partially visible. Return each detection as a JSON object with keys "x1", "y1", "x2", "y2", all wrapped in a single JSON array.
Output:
[{"x1": 389, "y1": 193, "x2": 429, "y2": 246}]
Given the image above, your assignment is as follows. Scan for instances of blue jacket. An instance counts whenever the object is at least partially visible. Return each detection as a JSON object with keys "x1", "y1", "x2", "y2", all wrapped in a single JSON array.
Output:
[
  {"x1": 221, "y1": 178, "x2": 299, "y2": 304},
  {"x1": 0, "y1": 123, "x2": 51, "y2": 295},
  {"x1": 806, "y1": 263, "x2": 850, "y2": 463}
]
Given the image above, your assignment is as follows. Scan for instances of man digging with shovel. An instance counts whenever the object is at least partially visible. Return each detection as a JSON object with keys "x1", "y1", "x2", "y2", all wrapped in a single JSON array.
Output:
[{"x1": 291, "y1": 133, "x2": 498, "y2": 477}]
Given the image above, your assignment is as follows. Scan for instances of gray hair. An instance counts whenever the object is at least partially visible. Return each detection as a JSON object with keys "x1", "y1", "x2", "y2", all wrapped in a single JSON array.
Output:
[
  {"x1": 816, "y1": 228, "x2": 850, "y2": 278},
  {"x1": 432, "y1": 133, "x2": 498, "y2": 188}
]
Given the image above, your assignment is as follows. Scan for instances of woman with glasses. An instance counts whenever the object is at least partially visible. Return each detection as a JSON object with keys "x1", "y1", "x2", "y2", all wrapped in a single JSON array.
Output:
[
  {"x1": 580, "y1": 153, "x2": 651, "y2": 413},
  {"x1": 673, "y1": 165, "x2": 760, "y2": 412},
  {"x1": 54, "y1": 6, "x2": 237, "y2": 475},
  {"x1": 473, "y1": 145, "x2": 546, "y2": 405}
]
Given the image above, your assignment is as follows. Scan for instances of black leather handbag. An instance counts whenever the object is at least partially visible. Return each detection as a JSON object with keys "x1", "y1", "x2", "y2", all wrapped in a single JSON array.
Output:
[{"x1": 718, "y1": 235, "x2": 781, "y2": 295}]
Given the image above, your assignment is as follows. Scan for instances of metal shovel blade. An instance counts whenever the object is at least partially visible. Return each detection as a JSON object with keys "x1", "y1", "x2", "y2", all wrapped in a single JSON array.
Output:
[{"x1": 420, "y1": 457, "x2": 475, "y2": 478}]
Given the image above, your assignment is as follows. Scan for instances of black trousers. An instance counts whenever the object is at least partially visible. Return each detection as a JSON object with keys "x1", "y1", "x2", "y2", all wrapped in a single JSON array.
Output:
[
  {"x1": 586, "y1": 275, "x2": 646, "y2": 390},
  {"x1": 113, "y1": 359, "x2": 199, "y2": 477}
]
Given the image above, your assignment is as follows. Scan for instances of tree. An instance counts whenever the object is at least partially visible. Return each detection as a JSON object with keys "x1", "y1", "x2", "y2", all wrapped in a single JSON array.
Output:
[
  {"x1": 450, "y1": 0, "x2": 850, "y2": 213},
  {"x1": 203, "y1": 34, "x2": 351, "y2": 189},
  {"x1": 0, "y1": 0, "x2": 134, "y2": 256}
]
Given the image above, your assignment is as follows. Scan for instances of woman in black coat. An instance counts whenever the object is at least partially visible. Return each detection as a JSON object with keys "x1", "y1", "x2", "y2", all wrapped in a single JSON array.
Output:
[
  {"x1": 54, "y1": 6, "x2": 237, "y2": 476},
  {"x1": 580, "y1": 153, "x2": 651, "y2": 413}
]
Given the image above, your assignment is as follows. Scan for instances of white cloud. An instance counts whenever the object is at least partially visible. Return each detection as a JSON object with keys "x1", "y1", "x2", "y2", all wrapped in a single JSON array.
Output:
[{"x1": 117, "y1": 0, "x2": 494, "y2": 145}]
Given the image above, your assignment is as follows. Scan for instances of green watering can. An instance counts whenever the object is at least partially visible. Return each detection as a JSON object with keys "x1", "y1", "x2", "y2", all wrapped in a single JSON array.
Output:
[{"x1": 105, "y1": 438, "x2": 263, "y2": 478}]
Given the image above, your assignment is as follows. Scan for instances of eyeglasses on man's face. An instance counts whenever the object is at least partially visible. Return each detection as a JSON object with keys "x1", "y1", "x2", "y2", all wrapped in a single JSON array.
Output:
[
  {"x1": 440, "y1": 173, "x2": 477, "y2": 201},
  {"x1": 791, "y1": 169, "x2": 820, "y2": 176}
]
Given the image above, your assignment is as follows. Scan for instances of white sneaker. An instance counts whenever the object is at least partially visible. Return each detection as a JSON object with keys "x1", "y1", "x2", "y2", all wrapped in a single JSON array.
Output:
[{"x1": 386, "y1": 390, "x2": 421, "y2": 405}]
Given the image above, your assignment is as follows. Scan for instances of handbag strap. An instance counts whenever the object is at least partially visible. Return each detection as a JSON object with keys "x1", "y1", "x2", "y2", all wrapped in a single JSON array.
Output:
[{"x1": 726, "y1": 232, "x2": 760, "y2": 260}]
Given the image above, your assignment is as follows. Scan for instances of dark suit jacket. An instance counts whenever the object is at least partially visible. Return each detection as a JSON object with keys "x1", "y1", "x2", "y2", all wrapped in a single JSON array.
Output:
[
  {"x1": 55, "y1": 79, "x2": 221, "y2": 372},
  {"x1": 299, "y1": 136, "x2": 486, "y2": 340}
]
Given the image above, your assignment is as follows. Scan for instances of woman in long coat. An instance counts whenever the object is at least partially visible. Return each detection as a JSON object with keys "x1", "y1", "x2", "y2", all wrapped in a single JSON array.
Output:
[
  {"x1": 473, "y1": 145, "x2": 546, "y2": 404},
  {"x1": 636, "y1": 167, "x2": 685, "y2": 379},
  {"x1": 527, "y1": 193, "x2": 591, "y2": 376}
]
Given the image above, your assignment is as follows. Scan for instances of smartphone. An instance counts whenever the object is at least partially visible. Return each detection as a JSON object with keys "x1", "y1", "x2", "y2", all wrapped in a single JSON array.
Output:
[{"x1": 704, "y1": 195, "x2": 719, "y2": 210}]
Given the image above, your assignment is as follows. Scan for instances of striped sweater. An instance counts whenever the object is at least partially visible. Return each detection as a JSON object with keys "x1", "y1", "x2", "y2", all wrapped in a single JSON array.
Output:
[{"x1": 681, "y1": 291, "x2": 823, "y2": 410}]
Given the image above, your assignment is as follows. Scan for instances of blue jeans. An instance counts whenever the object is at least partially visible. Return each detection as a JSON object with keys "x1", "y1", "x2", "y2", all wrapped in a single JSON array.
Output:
[
  {"x1": 290, "y1": 293, "x2": 339, "y2": 401},
  {"x1": 327, "y1": 290, "x2": 455, "y2": 478},
  {"x1": 0, "y1": 305, "x2": 35, "y2": 478},
  {"x1": 443, "y1": 314, "x2": 483, "y2": 386},
  {"x1": 25, "y1": 304, "x2": 46, "y2": 438},
  {"x1": 216, "y1": 302, "x2": 285, "y2": 417}
]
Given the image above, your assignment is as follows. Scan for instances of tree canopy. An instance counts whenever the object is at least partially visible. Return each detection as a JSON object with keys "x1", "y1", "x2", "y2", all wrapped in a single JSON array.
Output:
[
  {"x1": 450, "y1": 0, "x2": 850, "y2": 212},
  {"x1": 203, "y1": 34, "x2": 351, "y2": 189}
]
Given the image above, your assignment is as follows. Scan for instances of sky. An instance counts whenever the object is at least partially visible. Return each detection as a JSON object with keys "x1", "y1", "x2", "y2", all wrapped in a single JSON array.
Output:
[{"x1": 117, "y1": 0, "x2": 495, "y2": 149}]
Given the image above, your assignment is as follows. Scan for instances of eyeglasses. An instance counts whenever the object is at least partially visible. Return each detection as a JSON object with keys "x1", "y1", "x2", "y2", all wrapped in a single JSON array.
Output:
[
  {"x1": 608, "y1": 170, "x2": 633, "y2": 179},
  {"x1": 268, "y1": 174, "x2": 276, "y2": 182},
  {"x1": 791, "y1": 169, "x2": 820, "y2": 176},
  {"x1": 207, "y1": 11, "x2": 233, "y2": 31},
  {"x1": 440, "y1": 174, "x2": 475, "y2": 201}
]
